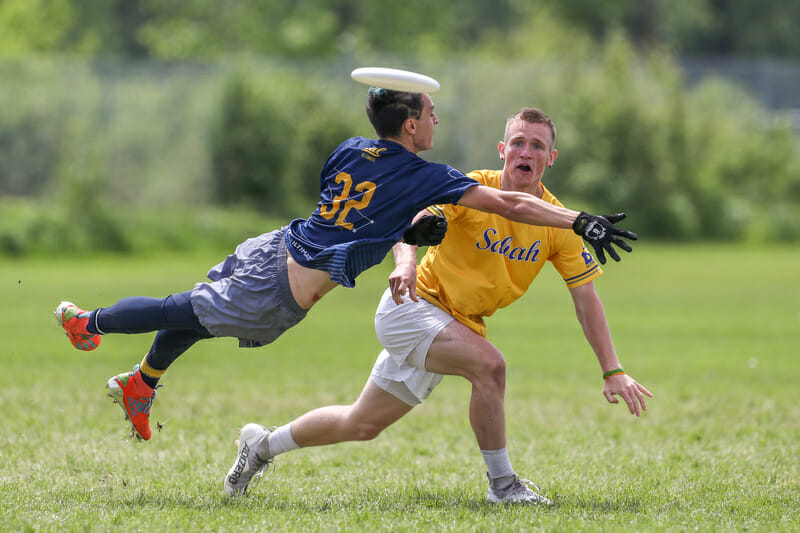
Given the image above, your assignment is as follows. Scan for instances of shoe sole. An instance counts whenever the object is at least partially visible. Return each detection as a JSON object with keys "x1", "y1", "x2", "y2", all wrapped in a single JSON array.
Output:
[
  {"x1": 487, "y1": 486, "x2": 553, "y2": 505},
  {"x1": 106, "y1": 378, "x2": 146, "y2": 441},
  {"x1": 487, "y1": 496, "x2": 552, "y2": 504}
]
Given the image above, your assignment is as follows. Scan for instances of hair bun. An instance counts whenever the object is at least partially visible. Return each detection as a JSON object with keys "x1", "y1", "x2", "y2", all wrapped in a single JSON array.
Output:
[{"x1": 368, "y1": 86, "x2": 400, "y2": 105}]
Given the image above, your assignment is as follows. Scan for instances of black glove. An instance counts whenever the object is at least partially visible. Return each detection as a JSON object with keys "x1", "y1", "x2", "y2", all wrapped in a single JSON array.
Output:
[
  {"x1": 403, "y1": 215, "x2": 448, "y2": 246},
  {"x1": 572, "y1": 212, "x2": 638, "y2": 265}
]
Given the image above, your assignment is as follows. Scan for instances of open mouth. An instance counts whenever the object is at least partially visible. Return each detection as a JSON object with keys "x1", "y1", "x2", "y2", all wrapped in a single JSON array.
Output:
[{"x1": 517, "y1": 164, "x2": 532, "y2": 172}]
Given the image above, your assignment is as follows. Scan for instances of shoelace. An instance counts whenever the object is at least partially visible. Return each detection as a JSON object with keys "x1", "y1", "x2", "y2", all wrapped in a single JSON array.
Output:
[
  {"x1": 518, "y1": 478, "x2": 543, "y2": 493},
  {"x1": 514, "y1": 478, "x2": 552, "y2": 504},
  {"x1": 143, "y1": 385, "x2": 160, "y2": 413},
  {"x1": 248, "y1": 457, "x2": 275, "y2": 490},
  {"x1": 130, "y1": 364, "x2": 160, "y2": 410}
]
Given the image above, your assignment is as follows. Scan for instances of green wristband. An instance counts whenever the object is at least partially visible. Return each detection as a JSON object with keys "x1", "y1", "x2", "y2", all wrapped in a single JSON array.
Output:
[{"x1": 603, "y1": 368, "x2": 625, "y2": 379}]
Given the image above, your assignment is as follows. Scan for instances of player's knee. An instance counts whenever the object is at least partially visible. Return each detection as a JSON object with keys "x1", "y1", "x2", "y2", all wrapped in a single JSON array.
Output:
[
  {"x1": 342, "y1": 411, "x2": 388, "y2": 441},
  {"x1": 475, "y1": 353, "x2": 506, "y2": 391},
  {"x1": 349, "y1": 420, "x2": 385, "y2": 441}
]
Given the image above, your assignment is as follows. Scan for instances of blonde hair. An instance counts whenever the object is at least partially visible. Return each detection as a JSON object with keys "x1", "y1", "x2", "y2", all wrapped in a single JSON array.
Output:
[{"x1": 504, "y1": 107, "x2": 556, "y2": 150}]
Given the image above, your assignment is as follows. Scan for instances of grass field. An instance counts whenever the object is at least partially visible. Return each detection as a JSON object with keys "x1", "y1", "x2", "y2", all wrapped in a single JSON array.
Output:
[{"x1": 2, "y1": 244, "x2": 798, "y2": 532}]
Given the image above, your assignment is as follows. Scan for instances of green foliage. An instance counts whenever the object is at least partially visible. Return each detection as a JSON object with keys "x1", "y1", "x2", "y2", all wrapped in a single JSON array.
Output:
[
  {"x1": 1, "y1": 50, "x2": 798, "y2": 251},
  {"x1": 210, "y1": 67, "x2": 362, "y2": 215},
  {"x1": 2, "y1": 3, "x2": 800, "y2": 251},
  {"x1": 539, "y1": 0, "x2": 800, "y2": 58},
  {"x1": 0, "y1": 196, "x2": 282, "y2": 257},
  {"x1": 0, "y1": 0, "x2": 74, "y2": 54},
  {"x1": 211, "y1": 72, "x2": 294, "y2": 210},
  {"x1": 0, "y1": 104, "x2": 60, "y2": 197},
  {"x1": 552, "y1": 37, "x2": 800, "y2": 241},
  {"x1": 4, "y1": 0, "x2": 800, "y2": 60},
  {"x1": 0, "y1": 57, "x2": 223, "y2": 199}
]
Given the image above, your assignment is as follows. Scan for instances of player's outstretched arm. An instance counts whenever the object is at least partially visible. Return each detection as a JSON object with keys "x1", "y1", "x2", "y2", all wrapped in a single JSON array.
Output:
[
  {"x1": 569, "y1": 282, "x2": 653, "y2": 416},
  {"x1": 458, "y1": 186, "x2": 637, "y2": 264},
  {"x1": 458, "y1": 184, "x2": 575, "y2": 227}
]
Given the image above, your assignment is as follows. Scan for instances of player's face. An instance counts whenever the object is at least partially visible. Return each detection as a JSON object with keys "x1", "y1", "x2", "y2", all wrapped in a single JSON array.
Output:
[
  {"x1": 411, "y1": 94, "x2": 438, "y2": 152},
  {"x1": 498, "y1": 120, "x2": 557, "y2": 193}
]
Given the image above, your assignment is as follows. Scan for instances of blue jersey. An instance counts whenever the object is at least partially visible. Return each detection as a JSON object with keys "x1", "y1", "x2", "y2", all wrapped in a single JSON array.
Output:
[{"x1": 286, "y1": 137, "x2": 478, "y2": 287}]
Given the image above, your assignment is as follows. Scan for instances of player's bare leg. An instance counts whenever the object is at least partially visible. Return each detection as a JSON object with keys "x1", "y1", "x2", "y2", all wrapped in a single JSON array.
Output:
[
  {"x1": 424, "y1": 320, "x2": 507, "y2": 451},
  {"x1": 290, "y1": 379, "x2": 413, "y2": 447},
  {"x1": 425, "y1": 320, "x2": 551, "y2": 504},
  {"x1": 223, "y1": 379, "x2": 412, "y2": 496}
]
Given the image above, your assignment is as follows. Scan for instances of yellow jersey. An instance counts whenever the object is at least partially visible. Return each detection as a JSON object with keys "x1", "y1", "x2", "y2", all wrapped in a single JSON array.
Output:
[{"x1": 416, "y1": 169, "x2": 602, "y2": 337}]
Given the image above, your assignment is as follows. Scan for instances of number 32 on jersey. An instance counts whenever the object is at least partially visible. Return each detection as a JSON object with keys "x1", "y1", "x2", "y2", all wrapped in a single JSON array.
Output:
[{"x1": 319, "y1": 172, "x2": 377, "y2": 230}]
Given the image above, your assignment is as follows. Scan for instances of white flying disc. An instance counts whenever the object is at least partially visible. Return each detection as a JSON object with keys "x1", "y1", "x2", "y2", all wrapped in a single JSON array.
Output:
[{"x1": 351, "y1": 67, "x2": 440, "y2": 93}]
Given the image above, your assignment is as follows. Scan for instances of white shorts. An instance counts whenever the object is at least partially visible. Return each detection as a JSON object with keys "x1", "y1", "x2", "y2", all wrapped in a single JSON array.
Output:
[{"x1": 371, "y1": 288, "x2": 455, "y2": 406}]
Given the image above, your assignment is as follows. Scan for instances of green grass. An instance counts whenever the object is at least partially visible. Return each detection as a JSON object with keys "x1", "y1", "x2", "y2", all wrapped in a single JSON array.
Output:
[{"x1": 2, "y1": 244, "x2": 798, "y2": 532}]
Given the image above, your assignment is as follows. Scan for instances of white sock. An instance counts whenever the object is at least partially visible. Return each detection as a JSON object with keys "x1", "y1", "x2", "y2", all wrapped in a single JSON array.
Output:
[
  {"x1": 267, "y1": 424, "x2": 300, "y2": 457},
  {"x1": 481, "y1": 447, "x2": 515, "y2": 480}
]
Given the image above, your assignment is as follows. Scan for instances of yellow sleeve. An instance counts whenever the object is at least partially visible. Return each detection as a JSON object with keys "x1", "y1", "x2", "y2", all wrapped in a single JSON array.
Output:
[{"x1": 549, "y1": 231, "x2": 603, "y2": 288}]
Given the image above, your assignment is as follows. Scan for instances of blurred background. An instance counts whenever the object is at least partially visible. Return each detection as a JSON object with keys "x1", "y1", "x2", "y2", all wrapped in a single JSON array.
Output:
[{"x1": 1, "y1": 0, "x2": 799, "y2": 256}]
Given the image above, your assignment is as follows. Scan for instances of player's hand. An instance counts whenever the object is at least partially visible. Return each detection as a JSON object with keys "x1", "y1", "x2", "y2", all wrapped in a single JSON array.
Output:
[
  {"x1": 403, "y1": 215, "x2": 448, "y2": 246},
  {"x1": 573, "y1": 212, "x2": 638, "y2": 265},
  {"x1": 389, "y1": 262, "x2": 418, "y2": 305},
  {"x1": 603, "y1": 374, "x2": 653, "y2": 416}
]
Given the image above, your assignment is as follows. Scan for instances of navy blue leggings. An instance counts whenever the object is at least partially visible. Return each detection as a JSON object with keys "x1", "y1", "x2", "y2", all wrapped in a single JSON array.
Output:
[{"x1": 90, "y1": 290, "x2": 213, "y2": 371}]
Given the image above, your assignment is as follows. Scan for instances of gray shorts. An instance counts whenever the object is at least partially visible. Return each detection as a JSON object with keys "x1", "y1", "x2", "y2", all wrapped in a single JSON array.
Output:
[{"x1": 191, "y1": 227, "x2": 307, "y2": 347}]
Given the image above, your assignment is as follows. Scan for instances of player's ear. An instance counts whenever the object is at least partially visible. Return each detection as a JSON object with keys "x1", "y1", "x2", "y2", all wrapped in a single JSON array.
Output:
[
  {"x1": 404, "y1": 118, "x2": 417, "y2": 135},
  {"x1": 498, "y1": 141, "x2": 505, "y2": 159},
  {"x1": 547, "y1": 149, "x2": 558, "y2": 167}
]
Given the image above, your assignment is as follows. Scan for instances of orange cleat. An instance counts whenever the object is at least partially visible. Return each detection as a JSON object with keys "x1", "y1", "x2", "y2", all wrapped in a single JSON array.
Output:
[
  {"x1": 106, "y1": 366, "x2": 157, "y2": 441},
  {"x1": 54, "y1": 301, "x2": 101, "y2": 351}
]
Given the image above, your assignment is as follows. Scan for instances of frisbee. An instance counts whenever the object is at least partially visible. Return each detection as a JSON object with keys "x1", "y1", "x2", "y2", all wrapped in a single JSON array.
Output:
[{"x1": 351, "y1": 67, "x2": 440, "y2": 93}]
